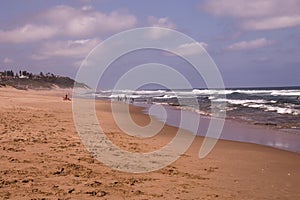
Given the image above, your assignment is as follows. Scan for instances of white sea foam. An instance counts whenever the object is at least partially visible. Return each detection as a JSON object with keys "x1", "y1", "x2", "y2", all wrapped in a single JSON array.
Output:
[
  {"x1": 211, "y1": 98, "x2": 300, "y2": 115},
  {"x1": 192, "y1": 89, "x2": 300, "y2": 96},
  {"x1": 133, "y1": 90, "x2": 166, "y2": 95},
  {"x1": 270, "y1": 90, "x2": 300, "y2": 96},
  {"x1": 109, "y1": 94, "x2": 142, "y2": 99},
  {"x1": 93, "y1": 88, "x2": 300, "y2": 116},
  {"x1": 263, "y1": 105, "x2": 299, "y2": 115},
  {"x1": 212, "y1": 99, "x2": 268, "y2": 104},
  {"x1": 97, "y1": 88, "x2": 300, "y2": 98},
  {"x1": 192, "y1": 89, "x2": 231, "y2": 95},
  {"x1": 153, "y1": 94, "x2": 177, "y2": 99}
]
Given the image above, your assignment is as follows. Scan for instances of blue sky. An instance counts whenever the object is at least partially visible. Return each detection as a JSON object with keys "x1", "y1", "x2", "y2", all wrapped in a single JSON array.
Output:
[{"x1": 0, "y1": 0, "x2": 299, "y2": 88}]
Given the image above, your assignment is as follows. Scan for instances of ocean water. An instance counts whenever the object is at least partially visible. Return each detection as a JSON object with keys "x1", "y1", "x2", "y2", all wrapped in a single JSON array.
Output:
[{"x1": 90, "y1": 87, "x2": 300, "y2": 133}]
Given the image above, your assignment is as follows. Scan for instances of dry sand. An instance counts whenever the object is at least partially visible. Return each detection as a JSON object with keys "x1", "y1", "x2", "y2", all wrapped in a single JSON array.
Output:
[{"x1": 0, "y1": 87, "x2": 299, "y2": 199}]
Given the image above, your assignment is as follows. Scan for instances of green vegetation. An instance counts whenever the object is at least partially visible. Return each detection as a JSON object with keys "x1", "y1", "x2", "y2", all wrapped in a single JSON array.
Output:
[{"x1": 0, "y1": 70, "x2": 89, "y2": 90}]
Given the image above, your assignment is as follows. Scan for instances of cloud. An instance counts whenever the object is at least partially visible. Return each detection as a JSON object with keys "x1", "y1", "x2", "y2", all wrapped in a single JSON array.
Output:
[
  {"x1": 148, "y1": 16, "x2": 176, "y2": 29},
  {"x1": 172, "y1": 42, "x2": 208, "y2": 56},
  {"x1": 32, "y1": 38, "x2": 100, "y2": 60},
  {"x1": 146, "y1": 16, "x2": 176, "y2": 39},
  {"x1": 242, "y1": 15, "x2": 300, "y2": 30},
  {"x1": 0, "y1": 5, "x2": 137, "y2": 43},
  {"x1": 42, "y1": 5, "x2": 137, "y2": 37},
  {"x1": 203, "y1": 0, "x2": 300, "y2": 30},
  {"x1": 163, "y1": 42, "x2": 208, "y2": 57},
  {"x1": 3, "y1": 57, "x2": 14, "y2": 64},
  {"x1": 0, "y1": 24, "x2": 57, "y2": 43},
  {"x1": 227, "y1": 38, "x2": 274, "y2": 51},
  {"x1": 203, "y1": 0, "x2": 300, "y2": 18},
  {"x1": 81, "y1": 5, "x2": 93, "y2": 11}
]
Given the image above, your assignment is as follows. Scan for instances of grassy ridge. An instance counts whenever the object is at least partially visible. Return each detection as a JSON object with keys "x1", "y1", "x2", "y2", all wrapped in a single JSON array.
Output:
[{"x1": 0, "y1": 75, "x2": 89, "y2": 90}]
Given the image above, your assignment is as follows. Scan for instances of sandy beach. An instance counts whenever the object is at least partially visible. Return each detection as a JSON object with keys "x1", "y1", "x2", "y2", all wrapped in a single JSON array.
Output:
[{"x1": 0, "y1": 87, "x2": 299, "y2": 199}]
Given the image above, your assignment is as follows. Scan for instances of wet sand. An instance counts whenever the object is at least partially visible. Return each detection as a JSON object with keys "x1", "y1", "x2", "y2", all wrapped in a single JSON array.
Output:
[
  {"x1": 143, "y1": 104, "x2": 300, "y2": 153},
  {"x1": 0, "y1": 87, "x2": 299, "y2": 199}
]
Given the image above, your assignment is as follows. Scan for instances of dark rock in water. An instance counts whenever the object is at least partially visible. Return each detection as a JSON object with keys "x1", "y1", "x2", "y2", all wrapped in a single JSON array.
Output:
[
  {"x1": 254, "y1": 122, "x2": 277, "y2": 126},
  {"x1": 168, "y1": 102, "x2": 180, "y2": 106}
]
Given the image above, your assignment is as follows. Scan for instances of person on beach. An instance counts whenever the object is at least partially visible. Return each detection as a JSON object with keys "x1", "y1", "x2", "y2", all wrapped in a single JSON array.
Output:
[
  {"x1": 130, "y1": 98, "x2": 134, "y2": 104},
  {"x1": 63, "y1": 94, "x2": 71, "y2": 101}
]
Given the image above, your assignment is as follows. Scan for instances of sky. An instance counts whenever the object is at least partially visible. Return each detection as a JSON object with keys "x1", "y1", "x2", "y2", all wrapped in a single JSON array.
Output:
[{"x1": 0, "y1": 0, "x2": 299, "y2": 88}]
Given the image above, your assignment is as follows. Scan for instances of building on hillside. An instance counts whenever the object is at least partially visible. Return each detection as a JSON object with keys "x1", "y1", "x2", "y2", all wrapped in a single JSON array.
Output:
[{"x1": 19, "y1": 75, "x2": 29, "y2": 79}]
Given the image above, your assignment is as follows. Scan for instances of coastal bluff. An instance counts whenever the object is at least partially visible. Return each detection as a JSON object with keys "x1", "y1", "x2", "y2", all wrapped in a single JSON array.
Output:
[{"x1": 0, "y1": 70, "x2": 89, "y2": 90}]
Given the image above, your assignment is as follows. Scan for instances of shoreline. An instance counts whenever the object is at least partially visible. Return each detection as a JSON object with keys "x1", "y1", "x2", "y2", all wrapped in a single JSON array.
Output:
[
  {"x1": 135, "y1": 102, "x2": 300, "y2": 153},
  {"x1": 0, "y1": 87, "x2": 299, "y2": 199},
  {"x1": 91, "y1": 87, "x2": 300, "y2": 131}
]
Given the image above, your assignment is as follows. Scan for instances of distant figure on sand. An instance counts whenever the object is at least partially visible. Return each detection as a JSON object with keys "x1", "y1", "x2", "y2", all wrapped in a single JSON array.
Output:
[
  {"x1": 63, "y1": 94, "x2": 71, "y2": 101},
  {"x1": 130, "y1": 98, "x2": 134, "y2": 104}
]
